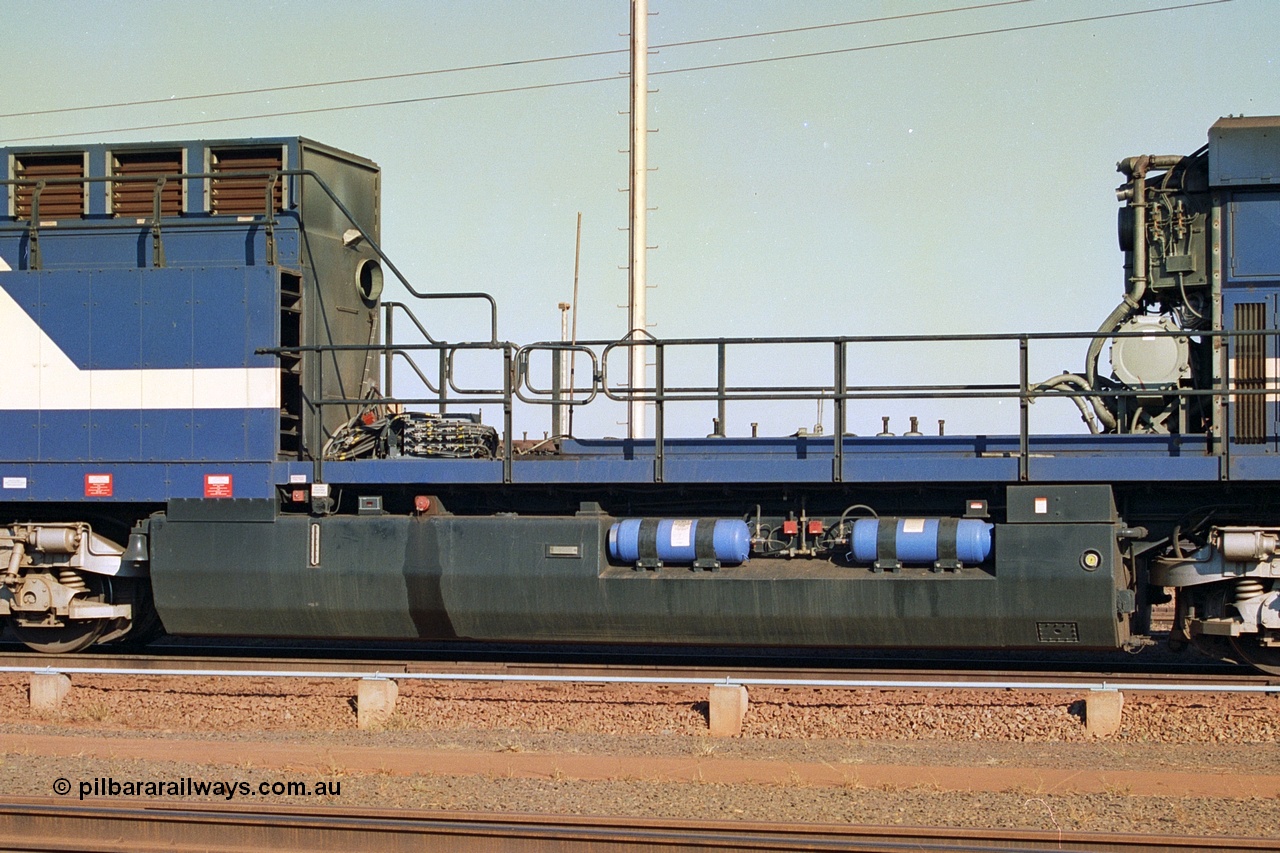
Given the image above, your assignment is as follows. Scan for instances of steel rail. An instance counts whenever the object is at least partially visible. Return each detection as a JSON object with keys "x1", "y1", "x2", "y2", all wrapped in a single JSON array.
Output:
[
  {"x1": 1, "y1": 662, "x2": 1274, "y2": 693},
  {"x1": 0, "y1": 643, "x2": 1258, "y2": 681},
  {"x1": 0, "y1": 800, "x2": 1270, "y2": 853},
  {"x1": 0, "y1": 646, "x2": 1254, "y2": 682}
]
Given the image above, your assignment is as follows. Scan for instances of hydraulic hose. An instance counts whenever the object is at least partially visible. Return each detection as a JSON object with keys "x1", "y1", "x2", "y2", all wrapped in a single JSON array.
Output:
[
  {"x1": 1031, "y1": 373, "x2": 1104, "y2": 434},
  {"x1": 1082, "y1": 300, "x2": 1129, "y2": 432}
]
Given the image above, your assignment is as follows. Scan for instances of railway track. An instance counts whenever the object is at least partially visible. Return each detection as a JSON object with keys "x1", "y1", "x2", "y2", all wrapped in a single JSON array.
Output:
[
  {"x1": 0, "y1": 626, "x2": 1244, "y2": 675},
  {"x1": 0, "y1": 800, "x2": 1270, "y2": 853},
  {"x1": 0, "y1": 648, "x2": 1273, "y2": 690}
]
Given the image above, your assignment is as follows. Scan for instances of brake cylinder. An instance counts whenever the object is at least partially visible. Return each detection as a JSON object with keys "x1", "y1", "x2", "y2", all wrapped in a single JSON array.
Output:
[{"x1": 29, "y1": 526, "x2": 81, "y2": 554}]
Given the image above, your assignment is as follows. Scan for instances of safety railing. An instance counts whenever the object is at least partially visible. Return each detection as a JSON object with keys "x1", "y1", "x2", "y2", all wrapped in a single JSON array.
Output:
[
  {"x1": 1, "y1": 170, "x2": 293, "y2": 269},
  {"x1": 279, "y1": 312, "x2": 1277, "y2": 485},
  {"x1": 2, "y1": 171, "x2": 503, "y2": 337},
  {"x1": 13, "y1": 174, "x2": 1271, "y2": 486}
]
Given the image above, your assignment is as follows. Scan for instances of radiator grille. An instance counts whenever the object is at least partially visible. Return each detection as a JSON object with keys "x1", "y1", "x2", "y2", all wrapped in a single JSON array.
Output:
[
  {"x1": 112, "y1": 150, "x2": 183, "y2": 217},
  {"x1": 210, "y1": 147, "x2": 284, "y2": 215},
  {"x1": 13, "y1": 154, "x2": 85, "y2": 219},
  {"x1": 1234, "y1": 302, "x2": 1268, "y2": 445}
]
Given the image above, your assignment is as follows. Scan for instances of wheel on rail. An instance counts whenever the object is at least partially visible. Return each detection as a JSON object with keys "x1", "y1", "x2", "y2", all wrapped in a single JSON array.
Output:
[
  {"x1": 106, "y1": 576, "x2": 165, "y2": 648},
  {"x1": 10, "y1": 573, "x2": 111, "y2": 654},
  {"x1": 10, "y1": 620, "x2": 104, "y2": 654},
  {"x1": 1186, "y1": 633, "x2": 1239, "y2": 666},
  {"x1": 1229, "y1": 635, "x2": 1280, "y2": 676},
  {"x1": 9, "y1": 574, "x2": 163, "y2": 654}
]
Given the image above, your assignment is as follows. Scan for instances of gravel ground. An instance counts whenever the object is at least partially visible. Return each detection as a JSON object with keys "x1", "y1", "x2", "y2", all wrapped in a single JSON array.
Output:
[
  {"x1": 1, "y1": 673, "x2": 1277, "y2": 836},
  {"x1": 2, "y1": 753, "x2": 1275, "y2": 837},
  {"x1": 5, "y1": 675, "x2": 1279, "y2": 744}
]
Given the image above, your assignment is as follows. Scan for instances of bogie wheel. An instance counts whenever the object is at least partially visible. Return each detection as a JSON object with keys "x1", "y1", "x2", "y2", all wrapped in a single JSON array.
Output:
[
  {"x1": 1229, "y1": 635, "x2": 1280, "y2": 676},
  {"x1": 108, "y1": 577, "x2": 165, "y2": 648},
  {"x1": 10, "y1": 574, "x2": 111, "y2": 654}
]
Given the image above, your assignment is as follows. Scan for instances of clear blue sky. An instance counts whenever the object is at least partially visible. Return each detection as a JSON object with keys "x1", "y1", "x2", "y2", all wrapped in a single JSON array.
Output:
[{"x1": 2, "y1": 0, "x2": 1276, "y2": 438}]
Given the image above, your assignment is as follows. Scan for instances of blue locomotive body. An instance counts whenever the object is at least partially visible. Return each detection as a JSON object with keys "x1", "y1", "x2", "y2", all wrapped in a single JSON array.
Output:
[{"x1": 2, "y1": 119, "x2": 1279, "y2": 671}]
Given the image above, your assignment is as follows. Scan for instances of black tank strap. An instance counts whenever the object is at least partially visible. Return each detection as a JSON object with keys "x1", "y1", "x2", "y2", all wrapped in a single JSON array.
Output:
[
  {"x1": 937, "y1": 516, "x2": 960, "y2": 563},
  {"x1": 638, "y1": 518, "x2": 660, "y2": 560},
  {"x1": 876, "y1": 517, "x2": 897, "y2": 562},
  {"x1": 695, "y1": 518, "x2": 718, "y2": 560}
]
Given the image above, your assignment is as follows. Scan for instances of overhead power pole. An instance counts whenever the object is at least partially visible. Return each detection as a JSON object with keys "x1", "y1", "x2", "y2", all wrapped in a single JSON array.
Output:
[{"x1": 627, "y1": 0, "x2": 649, "y2": 439}]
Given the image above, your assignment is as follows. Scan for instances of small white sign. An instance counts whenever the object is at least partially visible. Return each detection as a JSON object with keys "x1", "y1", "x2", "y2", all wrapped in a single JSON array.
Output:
[
  {"x1": 2, "y1": 477, "x2": 27, "y2": 489},
  {"x1": 669, "y1": 519, "x2": 693, "y2": 548},
  {"x1": 311, "y1": 483, "x2": 331, "y2": 498},
  {"x1": 1034, "y1": 497, "x2": 1048, "y2": 514},
  {"x1": 289, "y1": 473, "x2": 309, "y2": 484},
  {"x1": 902, "y1": 518, "x2": 926, "y2": 534}
]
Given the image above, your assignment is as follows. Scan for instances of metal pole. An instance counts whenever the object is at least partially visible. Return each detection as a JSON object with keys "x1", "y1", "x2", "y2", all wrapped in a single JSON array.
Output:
[
  {"x1": 28, "y1": 180, "x2": 42, "y2": 270},
  {"x1": 716, "y1": 341, "x2": 727, "y2": 436},
  {"x1": 834, "y1": 340, "x2": 846, "y2": 482},
  {"x1": 569, "y1": 212, "x2": 582, "y2": 438},
  {"x1": 653, "y1": 342, "x2": 664, "y2": 482},
  {"x1": 628, "y1": 0, "x2": 649, "y2": 439},
  {"x1": 503, "y1": 346, "x2": 513, "y2": 484},
  {"x1": 555, "y1": 302, "x2": 571, "y2": 437},
  {"x1": 383, "y1": 304, "x2": 393, "y2": 399},
  {"x1": 1019, "y1": 336, "x2": 1029, "y2": 482},
  {"x1": 438, "y1": 349, "x2": 448, "y2": 415}
]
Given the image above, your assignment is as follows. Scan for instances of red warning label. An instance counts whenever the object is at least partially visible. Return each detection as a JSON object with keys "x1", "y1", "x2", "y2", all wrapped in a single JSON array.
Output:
[
  {"x1": 204, "y1": 474, "x2": 233, "y2": 498},
  {"x1": 84, "y1": 473, "x2": 113, "y2": 497}
]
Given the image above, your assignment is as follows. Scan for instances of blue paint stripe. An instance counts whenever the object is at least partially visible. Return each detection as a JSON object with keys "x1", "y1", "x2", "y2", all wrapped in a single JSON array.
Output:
[
  {"x1": 0, "y1": 409, "x2": 277, "y2": 463},
  {"x1": 0, "y1": 463, "x2": 275, "y2": 502}
]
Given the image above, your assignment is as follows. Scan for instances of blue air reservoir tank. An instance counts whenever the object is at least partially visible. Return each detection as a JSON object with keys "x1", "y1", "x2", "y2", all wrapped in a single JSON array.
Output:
[
  {"x1": 850, "y1": 517, "x2": 993, "y2": 565},
  {"x1": 608, "y1": 518, "x2": 751, "y2": 565}
]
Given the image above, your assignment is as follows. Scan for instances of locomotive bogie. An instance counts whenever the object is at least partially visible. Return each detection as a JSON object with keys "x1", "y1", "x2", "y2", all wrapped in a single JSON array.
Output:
[
  {"x1": 1152, "y1": 528, "x2": 1280, "y2": 673},
  {"x1": 0, "y1": 522, "x2": 143, "y2": 652}
]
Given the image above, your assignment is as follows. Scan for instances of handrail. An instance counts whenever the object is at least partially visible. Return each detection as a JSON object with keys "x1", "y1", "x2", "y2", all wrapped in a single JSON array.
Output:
[
  {"x1": 289, "y1": 176, "x2": 498, "y2": 344},
  {"x1": 513, "y1": 343, "x2": 601, "y2": 406},
  {"x1": 384, "y1": 294, "x2": 499, "y2": 346},
  {"x1": 262, "y1": 322, "x2": 1277, "y2": 484},
  {"x1": 3, "y1": 169, "x2": 296, "y2": 271},
  {"x1": 4, "y1": 170, "x2": 499, "y2": 344},
  {"x1": 384, "y1": 349, "x2": 444, "y2": 396},
  {"x1": 12, "y1": 172, "x2": 1268, "y2": 484}
]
